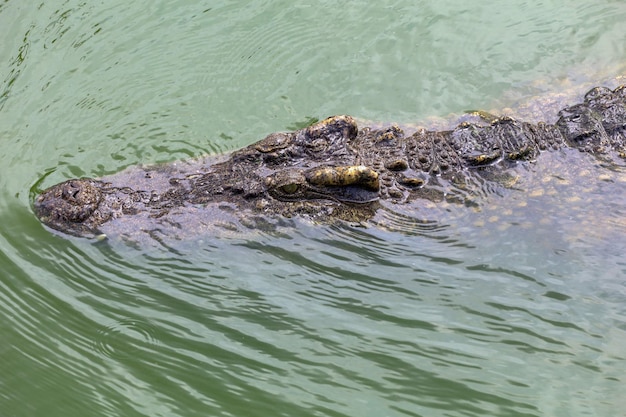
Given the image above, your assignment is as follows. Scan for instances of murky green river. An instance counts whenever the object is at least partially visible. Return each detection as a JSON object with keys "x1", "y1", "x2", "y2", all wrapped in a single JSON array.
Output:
[{"x1": 1, "y1": 1, "x2": 626, "y2": 416}]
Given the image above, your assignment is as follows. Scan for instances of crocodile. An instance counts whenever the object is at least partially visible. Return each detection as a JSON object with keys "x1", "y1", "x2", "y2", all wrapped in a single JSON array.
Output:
[{"x1": 34, "y1": 85, "x2": 626, "y2": 241}]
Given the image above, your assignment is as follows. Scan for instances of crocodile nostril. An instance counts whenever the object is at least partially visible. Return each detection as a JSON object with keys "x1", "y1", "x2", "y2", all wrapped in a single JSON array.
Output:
[{"x1": 62, "y1": 185, "x2": 80, "y2": 201}]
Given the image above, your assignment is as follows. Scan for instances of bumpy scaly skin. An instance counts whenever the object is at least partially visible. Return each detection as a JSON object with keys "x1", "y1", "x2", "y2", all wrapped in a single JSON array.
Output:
[{"x1": 34, "y1": 85, "x2": 626, "y2": 237}]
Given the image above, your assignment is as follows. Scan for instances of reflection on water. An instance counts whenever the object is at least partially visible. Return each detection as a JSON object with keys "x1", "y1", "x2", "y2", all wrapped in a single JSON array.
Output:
[{"x1": 1, "y1": 0, "x2": 626, "y2": 416}]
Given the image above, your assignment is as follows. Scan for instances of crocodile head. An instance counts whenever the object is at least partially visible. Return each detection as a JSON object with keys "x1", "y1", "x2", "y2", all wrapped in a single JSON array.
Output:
[
  {"x1": 184, "y1": 115, "x2": 382, "y2": 223},
  {"x1": 34, "y1": 116, "x2": 382, "y2": 237}
]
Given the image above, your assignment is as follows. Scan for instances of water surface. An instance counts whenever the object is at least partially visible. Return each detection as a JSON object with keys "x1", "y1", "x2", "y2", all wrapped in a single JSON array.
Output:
[{"x1": 1, "y1": 1, "x2": 625, "y2": 416}]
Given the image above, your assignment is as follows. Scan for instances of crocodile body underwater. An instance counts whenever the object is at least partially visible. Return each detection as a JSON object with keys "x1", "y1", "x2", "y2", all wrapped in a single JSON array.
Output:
[{"x1": 34, "y1": 85, "x2": 626, "y2": 241}]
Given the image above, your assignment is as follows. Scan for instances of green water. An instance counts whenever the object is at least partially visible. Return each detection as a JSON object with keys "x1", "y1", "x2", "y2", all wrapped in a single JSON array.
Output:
[{"x1": 1, "y1": 1, "x2": 626, "y2": 416}]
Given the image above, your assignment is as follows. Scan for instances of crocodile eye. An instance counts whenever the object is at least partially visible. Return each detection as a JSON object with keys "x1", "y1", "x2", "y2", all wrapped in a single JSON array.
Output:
[
  {"x1": 307, "y1": 138, "x2": 328, "y2": 153},
  {"x1": 280, "y1": 184, "x2": 299, "y2": 194}
]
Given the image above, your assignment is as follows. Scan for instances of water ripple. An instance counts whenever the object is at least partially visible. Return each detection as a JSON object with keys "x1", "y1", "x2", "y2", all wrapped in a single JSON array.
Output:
[
  {"x1": 3, "y1": 0, "x2": 626, "y2": 415},
  {"x1": 94, "y1": 319, "x2": 160, "y2": 360}
]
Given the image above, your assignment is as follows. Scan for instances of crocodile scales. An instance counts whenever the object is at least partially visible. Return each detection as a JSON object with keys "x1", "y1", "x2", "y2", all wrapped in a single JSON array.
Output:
[{"x1": 34, "y1": 85, "x2": 626, "y2": 240}]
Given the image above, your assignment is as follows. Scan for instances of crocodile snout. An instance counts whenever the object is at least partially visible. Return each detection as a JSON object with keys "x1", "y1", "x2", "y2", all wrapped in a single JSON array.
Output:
[{"x1": 34, "y1": 179, "x2": 105, "y2": 235}]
